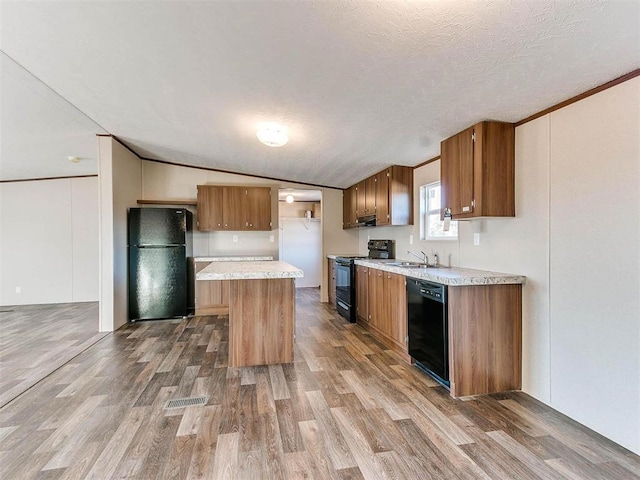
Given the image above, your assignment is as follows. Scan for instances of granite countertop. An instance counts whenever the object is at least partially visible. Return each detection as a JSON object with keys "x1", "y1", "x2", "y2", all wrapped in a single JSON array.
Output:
[
  {"x1": 327, "y1": 254, "x2": 363, "y2": 259},
  {"x1": 194, "y1": 255, "x2": 274, "y2": 262},
  {"x1": 197, "y1": 261, "x2": 304, "y2": 280},
  {"x1": 355, "y1": 259, "x2": 526, "y2": 286}
]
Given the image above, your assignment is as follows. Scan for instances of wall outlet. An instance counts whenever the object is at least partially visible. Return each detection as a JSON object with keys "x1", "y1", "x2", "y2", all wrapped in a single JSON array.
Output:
[
  {"x1": 409, "y1": 234, "x2": 414, "y2": 245},
  {"x1": 269, "y1": 235, "x2": 274, "y2": 243},
  {"x1": 232, "y1": 235, "x2": 238, "y2": 243},
  {"x1": 15, "y1": 286, "x2": 21, "y2": 294},
  {"x1": 473, "y1": 233, "x2": 480, "y2": 246}
]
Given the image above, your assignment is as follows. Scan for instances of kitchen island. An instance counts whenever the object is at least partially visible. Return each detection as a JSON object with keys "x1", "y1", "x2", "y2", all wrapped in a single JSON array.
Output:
[{"x1": 197, "y1": 261, "x2": 303, "y2": 367}]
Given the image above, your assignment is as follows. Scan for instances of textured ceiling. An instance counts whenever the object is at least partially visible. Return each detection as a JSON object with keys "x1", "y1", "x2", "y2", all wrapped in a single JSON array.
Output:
[{"x1": 1, "y1": 1, "x2": 639, "y2": 187}]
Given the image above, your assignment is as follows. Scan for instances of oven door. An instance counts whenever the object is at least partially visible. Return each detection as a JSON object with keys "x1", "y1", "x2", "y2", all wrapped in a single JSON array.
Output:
[{"x1": 335, "y1": 260, "x2": 352, "y2": 306}]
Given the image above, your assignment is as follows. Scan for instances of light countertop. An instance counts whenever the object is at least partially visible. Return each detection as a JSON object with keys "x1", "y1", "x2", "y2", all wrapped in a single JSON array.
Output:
[
  {"x1": 326, "y1": 254, "x2": 363, "y2": 259},
  {"x1": 194, "y1": 255, "x2": 274, "y2": 262},
  {"x1": 196, "y1": 260, "x2": 304, "y2": 280},
  {"x1": 354, "y1": 259, "x2": 526, "y2": 286}
]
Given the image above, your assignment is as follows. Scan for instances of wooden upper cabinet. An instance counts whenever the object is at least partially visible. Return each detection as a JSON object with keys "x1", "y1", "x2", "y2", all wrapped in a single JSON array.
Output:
[
  {"x1": 244, "y1": 187, "x2": 272, "y2": 230},
  {"x1": 342, "y1": 185, "x2": 357, "y2": 229},
  {"x1": 196, "y1": 185, "x2": 272, "y2": 231},
  {"x1": 375, "y1": 169, "x2": 390, "y2": 226},
  {"x1": 223, "y1": 186, "x2": 245, "y2": 230},
  {"x1": 355, "y1": 180, "x2": 367, "y2": 217},
  {"x1": 196, "y1": 185, "x2": 223, "y2": 231},
  {"x1": 441, "y1": 121, "x2": 515, "y2": 220},
  {"x1": 342, "y1": 165, "x2": 413, "y2": 229},
  {"x1": 364, "y1": 176, "x2": 376, "y2": 216},
  {"x1": 388, "y1": 166, "x2": 413, "y2": 226}
]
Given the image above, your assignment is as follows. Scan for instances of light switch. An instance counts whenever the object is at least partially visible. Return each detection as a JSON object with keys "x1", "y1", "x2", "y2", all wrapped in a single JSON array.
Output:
[
  {"x1": 269, "y1": 235, "x2": 274, "y2": 243},
  {"x1": 473, "y1": 233, "x2": 480, "y2": 246},
  {"x1": 232, "y1": 235, "x2": 238, "y2": 243}
]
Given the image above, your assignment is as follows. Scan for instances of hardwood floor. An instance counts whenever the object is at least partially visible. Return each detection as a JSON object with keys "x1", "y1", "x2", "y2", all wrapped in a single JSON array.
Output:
[
  {"x1": 0, "y1": 302, "x2": 106, "y2": 408},
  {"x1": 1, "y1": 288, "x2": 638, "y2": 479}
]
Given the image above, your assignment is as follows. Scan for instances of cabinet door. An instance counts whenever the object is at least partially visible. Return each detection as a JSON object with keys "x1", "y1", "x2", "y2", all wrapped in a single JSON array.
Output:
[
  {"x1": 222, "y1": 187, "x2": 245, "y2": 229},
  {"x1": 356, "y1": 266, "x2": 369, "y2": 324},
  {"x1": 368, "y1": 268, "x2": 384, "y2": 329},
  {"x1": 245, "y1": 187, "x2": 271, "y2": 230},
  {"x1": 441, "y1": 126, "x2": 474, "y2": 217},
  {"x1": 375, "y1": 169, "x2": 390, "y2": 226},
  {"x1": 365, "y1": 176, "x2": 376, "y2": 215},
  {"x1": 355, "y1": 180, "x2": 366, "y2": 217},
  {"x1": 194, "y1": 262, "x2": 230, "y2": 314},
  {"x1": 387, "y1": 273, "x2": 407, "y2": 349},
  {"x1": 196, "y1": 185, "x2": 223, "y2": 231},
  {"x1": 343, "y1": 186, "x2": 357, "y2": 229},
  {"x1": 328, "y1": 259, "x2": 336, "y2": 305}
]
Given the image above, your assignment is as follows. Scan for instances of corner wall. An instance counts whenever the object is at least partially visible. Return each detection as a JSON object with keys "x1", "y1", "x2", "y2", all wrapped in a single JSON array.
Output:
[{"x1": 98, "y1": 137, "x2": 142, "y2": 332}]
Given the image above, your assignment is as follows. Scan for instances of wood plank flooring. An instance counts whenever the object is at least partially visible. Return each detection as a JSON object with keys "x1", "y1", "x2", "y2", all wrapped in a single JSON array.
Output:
[
  {"x1": 1, "y1": 288, "x2": 638, "y2": 479},
  {"x1": 0, "y1": 302, "x2": 106, "y2": 407}
]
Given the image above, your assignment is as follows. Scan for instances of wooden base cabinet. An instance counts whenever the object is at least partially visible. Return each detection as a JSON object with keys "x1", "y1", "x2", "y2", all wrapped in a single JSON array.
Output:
[
  {"x1": 228, "y1": 278, "x2": 294, "y2": 367},
  {"x1": 327, "y1": 258, "x2": 336, "y2": 306},
  {"x1": 355, "y1": 265, "x2": 368, "y2": 323},
  {"x1": 448, "y1": 284, "x2": 522, "y2": 397},
  {"x1": 194, "y1": 262, "x2": 229, "y2": 315},
  {"x1": 360, "y1": 268, "x2": 407, "y2": 356}
]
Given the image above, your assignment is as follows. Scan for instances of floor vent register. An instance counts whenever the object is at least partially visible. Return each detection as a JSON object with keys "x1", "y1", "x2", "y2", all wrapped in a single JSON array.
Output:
[{"x1": 164, "y1": 396, "x2": 208, "y2": 409}]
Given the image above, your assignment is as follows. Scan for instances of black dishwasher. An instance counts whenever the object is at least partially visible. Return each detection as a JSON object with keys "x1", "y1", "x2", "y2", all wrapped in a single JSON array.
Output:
[{"x1": 407, "y1": 278, "x2": 449, "y2": 388}]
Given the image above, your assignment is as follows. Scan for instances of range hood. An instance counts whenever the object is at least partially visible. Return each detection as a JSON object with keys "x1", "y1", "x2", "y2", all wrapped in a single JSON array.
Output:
[{"x1": 356, "y1": 214, "x2": 377, "y2": 227}]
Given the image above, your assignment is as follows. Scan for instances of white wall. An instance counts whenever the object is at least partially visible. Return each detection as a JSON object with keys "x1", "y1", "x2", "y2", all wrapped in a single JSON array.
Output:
[
  {"x1": 547, "y1": 78, "x2": 639, "y2": 453},
  {"x1": 98, "y1": 137, "x2": 142, "y2": 332},
  {"x1": 356, "y1": 78, "x2": 640, "y2": 454},
  {"x1": 0, "y1": 176, "x2": 99, "y2": 306}
]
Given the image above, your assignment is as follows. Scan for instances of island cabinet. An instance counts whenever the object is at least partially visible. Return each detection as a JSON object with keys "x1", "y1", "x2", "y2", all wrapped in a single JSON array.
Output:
[
  {"x1": 440, "y1": 121, "x2": 515, "y2": 220},
  {"x1": 362, "y1": 269, "x2": 407, "y2": 356},
  {"x1": 342, "y1": 165, "x2": 413, "y2": 229},
  {"x1": 194, "y1": 262, "x2": 229, "y2": 315},
  {"x1": 196, "y1": 185, "x2": 272, "y2": 231},
  {"x1": 328, "y1": 258, "x2": 337, "y2": 306}
]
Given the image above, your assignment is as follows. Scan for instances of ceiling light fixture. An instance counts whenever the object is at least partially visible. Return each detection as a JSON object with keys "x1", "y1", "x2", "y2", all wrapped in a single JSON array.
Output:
[
  {"x1": 257, "y1": 123, "x2": 289, "y2": 147},
  {"x1": 285, "y1": 194, "x2": 294, "y2": 203}
]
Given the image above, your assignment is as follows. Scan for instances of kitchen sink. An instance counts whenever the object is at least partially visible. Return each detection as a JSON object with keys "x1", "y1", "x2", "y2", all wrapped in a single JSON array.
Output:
[{"x1": 386, "y1": 261, "x2": 448, "y2": 269}]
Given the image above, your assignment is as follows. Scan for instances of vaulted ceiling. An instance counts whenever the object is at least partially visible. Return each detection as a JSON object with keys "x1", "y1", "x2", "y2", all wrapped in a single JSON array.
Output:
[{"x1": 1, "y1": 1, "x2": 639, "y2": 187}]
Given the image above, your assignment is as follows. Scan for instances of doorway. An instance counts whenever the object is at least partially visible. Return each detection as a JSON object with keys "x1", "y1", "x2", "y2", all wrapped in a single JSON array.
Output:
[{"x1": 278, "y1": 189, "x2": 322, "y2": 288}]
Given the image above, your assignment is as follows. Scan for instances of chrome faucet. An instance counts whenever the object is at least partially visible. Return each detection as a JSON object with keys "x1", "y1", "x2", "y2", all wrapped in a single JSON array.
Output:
[{"x1": 407, "y1": 250, "x2": 428, "y2": 265}]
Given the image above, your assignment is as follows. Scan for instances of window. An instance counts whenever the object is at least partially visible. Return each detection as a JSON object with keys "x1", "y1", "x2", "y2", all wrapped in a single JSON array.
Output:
[{"x1": 420, "y1": 182, "x2": 458, "y2": 240}]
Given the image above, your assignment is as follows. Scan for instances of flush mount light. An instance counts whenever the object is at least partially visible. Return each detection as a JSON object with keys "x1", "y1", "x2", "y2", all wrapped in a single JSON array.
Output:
[
  {"x1": 256, "y1": 123, "x2": 289, "y2": 147},
  {"x1": 285, "y1": 194, "x2": 294, "y2": 203}
]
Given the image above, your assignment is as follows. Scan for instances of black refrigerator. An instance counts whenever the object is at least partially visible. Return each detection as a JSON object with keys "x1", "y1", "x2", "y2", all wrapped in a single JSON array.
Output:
[{"x1": 128, "y1": 208, "x2": 194, "y2": 321}]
